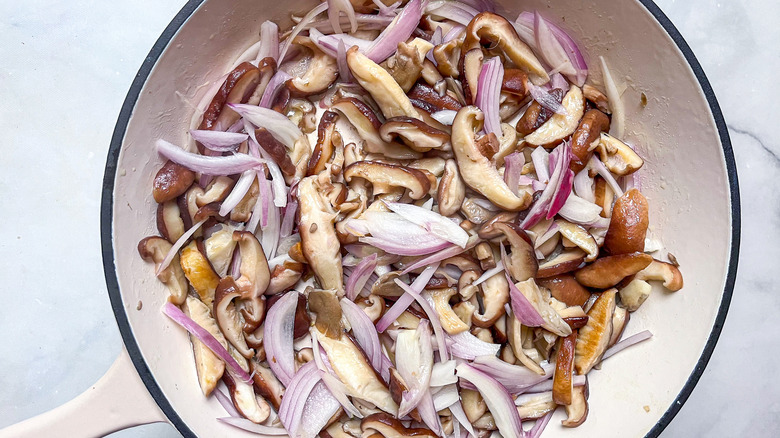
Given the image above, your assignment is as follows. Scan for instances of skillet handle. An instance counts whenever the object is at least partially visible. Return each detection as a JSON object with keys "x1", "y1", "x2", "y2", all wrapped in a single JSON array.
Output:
[{"x1": 0, "y1": 347, "x2": 168, "y2": 438}]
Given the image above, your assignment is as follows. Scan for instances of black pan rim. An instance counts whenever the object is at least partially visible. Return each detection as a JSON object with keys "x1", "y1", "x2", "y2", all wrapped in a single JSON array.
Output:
[{"x1": 100, "y1": 1, "x2": 740, "y2": 437}]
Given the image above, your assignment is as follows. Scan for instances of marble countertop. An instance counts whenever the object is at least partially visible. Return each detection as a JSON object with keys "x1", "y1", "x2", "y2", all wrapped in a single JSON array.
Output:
[{"x1": 1, "y1": 0, "x2": 777, "y2": 436}]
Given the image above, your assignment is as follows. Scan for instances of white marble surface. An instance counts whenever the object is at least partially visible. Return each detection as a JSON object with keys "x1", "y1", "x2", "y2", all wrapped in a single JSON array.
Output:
[{"x1": 0, "y1": 0, "x2": 777, "y2": 436}]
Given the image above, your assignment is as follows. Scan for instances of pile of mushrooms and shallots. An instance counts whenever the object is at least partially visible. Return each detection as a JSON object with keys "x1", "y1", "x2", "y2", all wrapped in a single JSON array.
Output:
[{"x1": 137, "y1": 0, "x2": 685, "y2": 437}]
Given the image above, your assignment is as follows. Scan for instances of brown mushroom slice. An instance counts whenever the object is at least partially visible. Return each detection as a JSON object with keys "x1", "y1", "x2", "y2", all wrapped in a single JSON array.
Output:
[
  {"x1": 556, "y1": 220, "x2": 599, "y2": 262},
  {"x1": 583, "y1": 84, "x2": 610, "y2": 114},
  {"x1": 595, "y1": 133, "x2": 644, "y2": 176},
  {"x1": 195, "y1": 176, "x2": 235, "y2": 207},
  {"x1": 451, "y1": 106, "x2": 532, "y2": 211},
  {"x1": 514, "y1": 279, "x2": 572, "y2": 337},
  {"x1": 153, "y1": 160, "x2": 196, "y2": 203},
  {"x1": 515, "y1": 392, "x2": 557, "y2": 420},
  {"x1": 506, "y1": 313, "x2": 546, "y2": 375},
  {"x1": 287, "y1": 37, "x2": 339, "y2": 96},
  {"x1": 214, "y1": 277, "x2": 253, "y2": 359},
  {"x1": 317, "y1": 329, "x2": 398, "y2": 415},
  {"x1": 562, "y1": 384, "x2": 589, "y2": 427},
  {"x1": 379, "y1": 117, "x2": 450, "y2": 152},
  {"x1": 459, "y1": 48, "x2": 484, "y2": 105},
  {"x1": 266, "y1": 261, "x2": 304, "y2": 295},
  {"x1": 381, "y1": 38, "x2": 432, "y2": 93},
  {"x1": 461, "y1": 389, "x2": 488, "y2": 423},
  {"x1": 553, "y1": 332, "x2": 577, "y2": 405},
  {"x1": 570, "y1": 109, "x2": 610, "y2": 172},
  {"x1": 425, "y1": 288, "x2": 469, "y2": 334},
  {"x1": 254, "y1": 128, "x2": 296, "y2": 177},
  {"x1": 138, "y1": 237, "x2": 188, "y2": 305},
  {"x1": 249, "y1": 359, "x2": 284, "y2": 410},
  {"x1": 575, "y1": 252, "x2": 653, "y2": 289},
  {"x1": 502, "y1": 69, "x2": 530, "y2": 98},
  {"x1": 356, "y1": 294, "x2": 385, "y2": 323},
  {"x1": 157, "y1": 200, "x2": 185, "y2": 243},
  {"x1": 309, "y1": 289, "x2": 343, "y2": 339},
  {"x1": 408, "y1": 82, "x2": 463, "y2": 113},
  {"x1": 523, "y1": 86, "x2": 585, "y2": 147},
  {"x1": 618, "y1": 278, "x2": 652, "y2": 312},
  {"x1": 202, "y1": 225, "x2": 239, "y2": 277},
  {"x1": 463, "y1": 13, "x2": 548, "y2": 84},
  {"x1": 537, "y1": 274, "x2": 590, "y2": 307},
  {"x1": 344, "y1": 161, "x2": 430, "y2": 200},
  {"x1": 199, "y1": 62, "x2": 262, "y2": 132},
  {"x1": 494, "y1": 222, "x2": 538, "y2": 282},
  {"x1": 604, "y1": 188, "x2": 649, "y2": 255},
  {"x1": 432, "y1": 36, "x2": 463, "y2": 78},
  {"x1": 594, "y1": 176, "x2": 614, "y2": 218},
  {"x1": 608, "y1": 306, "x2": 630, "y2": 349},
  {"x1": 361, "y1": 413, "x2": 437, "y2": 438},
  {"x1": 347, "y1": 47, "x2": 420, "y2": 120},
  {"x1": 224, "y1": 372, "x2": 271, "y2": 424},
  {"x1": 471, "y1": 273, "x2": 510, "y2": 328},
  {"x1": 308, "y1": 111, "x2": 341, "y2": 175},
  {"x1": 331, "y1": 98, "x2": 421, "y2": 160},
  {"x1": 516, "y1": 89, "x2": 564, "y2": 136},
  {"x1": 180, "y1": 241, "x2": 220, "y2": 307},
  {"x1": 298, "y1": 176, "x2": 344, "y2": 294},
  {"x1": 574, "y1": 288, "x2": 617, "y2": 374},
  {"x1": 183, "y1": 296, "x2": 226, "y2": 396},
  {"x1": 635, "y1": 259, "x2": 684, "y2": 292},
  {"x1": 537, "y1": 248, "x2": 587, "y2": 278},
  {"x1": 233, "y1": 231, "x2": 271, "y2": 298},
  {"x1": 230, "y1": 177, "x2": 260, "y2": 222}
]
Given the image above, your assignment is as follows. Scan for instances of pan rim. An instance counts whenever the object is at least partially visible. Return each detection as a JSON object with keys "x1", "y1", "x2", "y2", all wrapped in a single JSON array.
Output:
[{"x1": 100, "y1": 1, "x2": 740, "y2": 436}]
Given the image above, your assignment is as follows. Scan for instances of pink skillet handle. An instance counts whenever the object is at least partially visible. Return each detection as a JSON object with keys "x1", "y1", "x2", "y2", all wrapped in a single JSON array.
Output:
[{"x1": 0, "y1": 347, "x2": 168, "y2": 438}]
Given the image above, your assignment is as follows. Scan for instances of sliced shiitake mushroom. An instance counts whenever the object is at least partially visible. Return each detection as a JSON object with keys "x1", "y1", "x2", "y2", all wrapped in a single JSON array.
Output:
[
  {"x1": 199, "y1": 62, "x2": 262, "y2": 132},
  {"x1": 224, "y1": 372, "x2": 271, "y2": 424},
  {"x1": 556, "y1": 220, "x2": 599, "y2": 262},
  {"x1": 604, "y1": 188, "x2": 649, "y2": 255},
  {"x1": 249, "y1": 359, "x2": 284, "y2": 410},
  {"x1": 432, "y1": 36, "x2": 463, "y2": 78},
  {"x1": 214, "y1": 277, "x2": 253, "y2": 358},
  {"x1": 523, "y1": 86, "x2": 585, "y2": 147},
  {"x1": 574, "y1": 288, "x2": 617, "y2": 374},
  {"x1": 515, "y1": 392, "x2": 557, "y2": 420},
  {"x1": 230, "y1": 177, "x2": 260, "y2": 222},
  {"x1": 608, "y1": 306, "x2": 630, "y2": 349},
  {"x1": 595, "y1": 133, "x2": 644, "y2": 176},
  {"x1": 361, "y1": 413, "x2": 437, "y2": 438},
  {"x1": 317, "y1": 329, "x2": 398, "y2": 415},
  {"x1": 180, "y1": 240, "x2": 220, "y2": 307},
  {"x1": 537, "y1": 248, "x2": 587, "y2": 278},
  {"x1": 516, "y1": 89, "x2": 564, "y2": 136},
  {"x1": 308, "y1": 289, "x2": 343, "y2": 339},
  {"x1": 451, "y1": 106, "x2": 532, "y2": 210},
  {"x1": 514, "y1": 279, "x2": 572, "y2": 337},
  {"x1": 408, "y1": 82, "x2": 463, "y2": 113},
  {"x1": 583, "y1": 84, "x2": 610, "y2": 114},
  {"x1": 138, "y1": 236, "x2": 188, "y2": 305},
  {"x1": 233, "y1": 231, "x2": 270, "y2": 298},
  {"x1": 494, "y1": 222, "x2": 538, "y2": 282},
  {"x1": 575, "y1": 252, "x2": 653, "y2": 289},
  {"x1": 308, "y1": 110, "x2": 341, "y2": 175},
  {"x1": 255, "y1": 128, "x2": 296, "y2": 176},
  {"x1": 381, "y1": 38, "x2": 432, "y2": 93},
  {"x1": 332, "y1": 98, "x2": 421, "y2": 160},
  {"x1": 570, "y1": 109, "x2": 610, "y2": 172},
  {"x1": 562, "y1": 383, "x2": 589, "y2": 427},
  {"x1": 553, "y1": 332, "x2": 577, "y2": 405},
  {"x1": 635, "y1": 259, "x2": 684, "y2": 292},
  {"x1": 195, "y1": 176, "x2": 235, "y2": 207},
  {"x1": 472, "y1": 273, "x2": 510, "y2": 328},
  {"x1": 266, "y1": 261, "x2": 304, "y2": 295},
  {"x1": 203, "y1": 224, "x2": 239, "y2": 277},
  {"x1": 183, "y1": 296, "x2": 226, "y2": 396},
  {"x1": 153, "y1": 160, "x2": 195, "y2": 203},
  {"x1": 537, "y1": 274, "x2": 590, "y2": 307},
  {"x1": 287, "y1": 37, "x2": 339, "y2": 96},
  {"x1": 346, "y1": 46, "x2": 420, "y2": 120},
  {"x1": 298, "y1": 175, "x2": 344, "y2": 294},
  {"x1": 459, "y1": 48, "x2": 484, "y2": 105},
  {"x1": 463, "y1": 12, "x2": 548, "y2": 84},
  {"x1": 618, "y1": 278, "x2": 652, "y2": 312},
  {"x1": 379, "y1": 117, "x2": 450, "y2": 152},
  {"x1": 157, "y1": 200, "x2": 185, "y2": 243},
  {"x1": 425, "y1": 287, "x2": 469, "y2": 334},
  {"x1": 344, "y1": 161, "x2": 431, "y2": 200}
]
